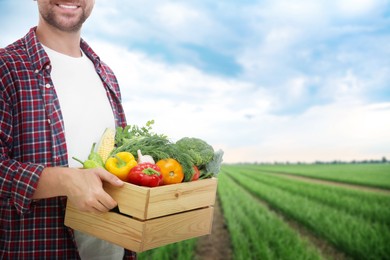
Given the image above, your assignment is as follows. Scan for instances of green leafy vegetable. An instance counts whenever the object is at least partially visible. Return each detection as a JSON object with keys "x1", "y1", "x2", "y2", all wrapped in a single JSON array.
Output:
[
  {"x1": 110, "y1": 122, "x2": 195, "y2": 181},
  {"x1": 202, "y1": 149, "x2": 224, "y2": 179},
  {"x1": 114, "y1": 120, "x2": 166, "y2": 147},
  {"x1": 175, "y1": 137, "x2": 214, "y2": 167},
  {"x1": 111, "y1": 120, "x2": 223, "y2": 181}
]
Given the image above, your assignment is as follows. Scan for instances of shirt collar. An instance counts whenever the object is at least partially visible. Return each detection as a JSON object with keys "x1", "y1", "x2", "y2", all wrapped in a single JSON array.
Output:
[
  {"x1": 80, "y1": 38, "x2": 101, "y2": 66},
  {"x1": 25, "y1": 27, "x2": 50, "y2": 73},
  {"x1": 24, "y1": 27, "x2": 102, "y2": 72}
]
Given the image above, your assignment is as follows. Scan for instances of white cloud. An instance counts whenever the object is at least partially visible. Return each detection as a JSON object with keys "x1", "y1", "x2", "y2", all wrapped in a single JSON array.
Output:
[
  {"x1": 90, "y1": 40, "x2": 269, "y2": 137},
  {"x1": 156, "y1": 4, "x2": 203, "y2": 30},
  {"x1": 91, "y1": 40, "x2": 390, "y2": 163},
  {"x1": 2, "y1": 0, "x2": 389, "y2": 163},
  {"x1": 335, "y1": 0, "x2": 386, "y2": 18},
  {"x1": 225, "y1": 102, "x2": 390, "y2": 163}
]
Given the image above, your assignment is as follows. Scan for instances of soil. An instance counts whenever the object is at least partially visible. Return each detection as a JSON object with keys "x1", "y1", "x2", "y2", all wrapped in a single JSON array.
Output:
[
  {"x1": 194, "y1": 172, "x2": 388, "y2": 260},
  {"x1": 194, "y1": 197, "x2": 232, "y2": 260}
]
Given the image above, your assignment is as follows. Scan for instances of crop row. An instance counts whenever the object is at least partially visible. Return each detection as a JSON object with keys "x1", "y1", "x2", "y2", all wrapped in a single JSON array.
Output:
[
  {"x1": 240, "y1": 163, "x2": 390, "y2": 189},
  {"x1": 223, "y1": 166, "x2": 390, "y2": 260},
  {"x1": 217, "y1": 170, "x2": 323, "y2": 260},
  {"x1": 137, "y1": 236, "x2": 196, "y2": 260},
  {"x1": 228, "y1": 165, "x2": 390, "y2": 225}
]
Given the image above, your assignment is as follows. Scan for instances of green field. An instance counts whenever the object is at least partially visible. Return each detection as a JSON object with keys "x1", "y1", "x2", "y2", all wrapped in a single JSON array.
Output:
[
  {"x1": 138, "y1": 163, "x2": 390, "y2": 260},
  {"x1": 240, "y1": 163, "x2": 390, "y2": 189}
]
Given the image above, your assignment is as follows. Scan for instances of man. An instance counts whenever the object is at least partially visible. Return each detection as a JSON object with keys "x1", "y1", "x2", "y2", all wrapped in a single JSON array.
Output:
[{"x1": 0, "y1": 0, "x2": 136, "y2": 259}]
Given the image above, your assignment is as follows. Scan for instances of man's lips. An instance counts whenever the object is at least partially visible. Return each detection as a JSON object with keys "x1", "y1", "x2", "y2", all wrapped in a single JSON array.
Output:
[{"x1": 57, "y1": 4, "x2": 80, "y2": 9}]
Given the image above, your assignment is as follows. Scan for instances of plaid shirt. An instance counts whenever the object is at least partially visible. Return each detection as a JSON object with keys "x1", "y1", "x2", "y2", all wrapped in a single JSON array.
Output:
[{"x1": 0, "y1": 27, "x2": 136, "y2": 259}]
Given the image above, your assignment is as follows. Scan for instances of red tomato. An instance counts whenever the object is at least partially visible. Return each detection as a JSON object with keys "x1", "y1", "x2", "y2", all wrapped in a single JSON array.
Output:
[{"x1": 192, "y1": 165, "x2": 200, "y2": 181}]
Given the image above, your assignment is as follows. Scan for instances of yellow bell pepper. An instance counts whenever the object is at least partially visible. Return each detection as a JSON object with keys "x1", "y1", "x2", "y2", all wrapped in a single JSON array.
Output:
[{"x1": 105, "y1": 152, "x2": 137, "y2": 181}]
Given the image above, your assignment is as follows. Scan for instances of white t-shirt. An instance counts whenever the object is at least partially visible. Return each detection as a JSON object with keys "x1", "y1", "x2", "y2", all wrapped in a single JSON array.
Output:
[
  {"x1": 43, "y1": 46, "x2": 115, "y2": 167},
  {"x1": 43, "y1": 45, "x2": 124, "y2": 260}
]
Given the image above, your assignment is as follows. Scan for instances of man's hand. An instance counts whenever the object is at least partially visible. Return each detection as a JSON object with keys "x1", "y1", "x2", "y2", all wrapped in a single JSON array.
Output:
[
  {"x1": 64, "y1": 168, "x2": 124, "y2": 213},
  {"x1": 33, "y1": 167, "x2": 124, "y2": 214}
]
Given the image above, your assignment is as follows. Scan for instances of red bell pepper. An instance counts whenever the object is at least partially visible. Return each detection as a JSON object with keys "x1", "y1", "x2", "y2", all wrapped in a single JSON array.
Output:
[{"x1": 126, "y1": 162, "x2": 163, "y2": 187}]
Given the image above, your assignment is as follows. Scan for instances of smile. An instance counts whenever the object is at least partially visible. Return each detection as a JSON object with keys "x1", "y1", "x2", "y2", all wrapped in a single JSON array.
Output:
[{"x1": 57, "y1": 4, "x2": 79, "y2": 9}]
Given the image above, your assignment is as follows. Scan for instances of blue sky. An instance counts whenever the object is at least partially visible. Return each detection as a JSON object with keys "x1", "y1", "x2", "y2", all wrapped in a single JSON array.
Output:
[{"x1": 1, "y1": 0, "x2": 390, "y2": 163}]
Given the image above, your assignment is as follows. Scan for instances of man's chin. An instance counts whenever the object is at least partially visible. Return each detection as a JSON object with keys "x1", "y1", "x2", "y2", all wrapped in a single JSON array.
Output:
[{"x1": 44, "y1": 16, "x2": 86, "y2": 33}]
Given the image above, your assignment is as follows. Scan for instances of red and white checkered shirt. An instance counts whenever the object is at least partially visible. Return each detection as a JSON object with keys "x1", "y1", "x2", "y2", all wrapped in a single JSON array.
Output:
[{"x1": 0, "y1": 27, "x2": 136, "y2": 259}]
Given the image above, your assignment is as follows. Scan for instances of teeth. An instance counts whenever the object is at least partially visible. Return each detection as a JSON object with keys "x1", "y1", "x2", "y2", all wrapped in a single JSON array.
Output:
[{"x1": 58, "y1": 4, "x2": 78, "y2": 9}]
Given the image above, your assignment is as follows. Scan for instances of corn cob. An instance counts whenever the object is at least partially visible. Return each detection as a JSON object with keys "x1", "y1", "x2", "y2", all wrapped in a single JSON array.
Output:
[{"x1": 96, "y1": 128, "x2": 116, "y2": 163}]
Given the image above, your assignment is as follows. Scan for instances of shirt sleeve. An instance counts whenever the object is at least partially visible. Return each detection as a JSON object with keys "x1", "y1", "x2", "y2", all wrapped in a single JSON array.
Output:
[
  {"x1": 0, "y1": 56, "x2": 44, "y2": 215},
  {"x1": 0, "y1": 156, "x2": 44, "y2": 214}
]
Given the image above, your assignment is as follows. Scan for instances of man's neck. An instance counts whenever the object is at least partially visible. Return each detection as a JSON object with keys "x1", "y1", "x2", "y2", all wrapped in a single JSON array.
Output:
[{"x1": 36, "y1": 22, "x2": 82, "y2": 58}]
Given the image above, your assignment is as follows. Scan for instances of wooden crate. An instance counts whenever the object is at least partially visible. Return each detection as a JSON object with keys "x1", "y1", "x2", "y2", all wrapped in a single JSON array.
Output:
[{"x1": 64, "y1": 178, "x2": 217, "y2": 252}]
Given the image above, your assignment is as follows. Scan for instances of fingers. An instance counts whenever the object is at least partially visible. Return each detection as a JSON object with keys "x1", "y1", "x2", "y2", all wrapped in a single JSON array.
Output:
[
  {"x1": 92, "y1": 199, "x2": 116, "y2": 214},
  {"x1": 73, "y1": 194, "x2": 117, "y2": 214},
  {"x1": 84, "y1": 184, "x2": 118, "y2": 213},
  {"x1": 96, "y1": 192, "x2": 118, "y2": 211},
  {"x1": 95, "y1": 168, "x2": 124, "y2": 187},
  {"x1": 66, "y1": 168, "x2": 121, "y2": 213}
]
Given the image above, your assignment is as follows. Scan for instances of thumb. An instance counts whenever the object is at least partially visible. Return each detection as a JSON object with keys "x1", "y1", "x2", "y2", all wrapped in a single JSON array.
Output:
[{"x1": 97, "y1": 168, "x2": 124, "y2": 187}]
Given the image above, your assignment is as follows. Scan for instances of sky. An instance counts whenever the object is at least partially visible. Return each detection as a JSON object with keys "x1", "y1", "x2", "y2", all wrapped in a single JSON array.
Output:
[{"x1": 1, "y1": 0, "x2": 390, "y2": 163}]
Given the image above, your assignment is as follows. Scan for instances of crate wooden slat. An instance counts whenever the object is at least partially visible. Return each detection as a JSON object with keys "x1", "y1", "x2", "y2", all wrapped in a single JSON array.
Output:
[
  {"x1": 65, "y1": 204, "x2": 214, "y2": 252},
  {"x1": 64, "y1": 178, "x2": 217, "y2": 252},
  {"x1": 65, "y1": 204, "x2": 145, "y2": 251},
  {"x1": 104, "y1": 177, "x2": 217, "y2": 220}
]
